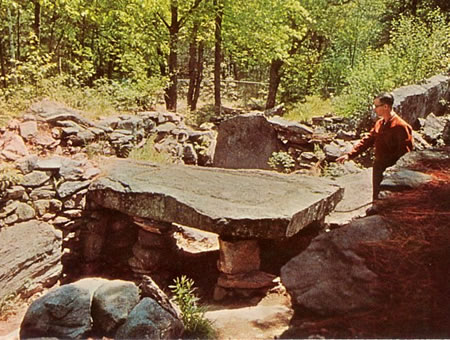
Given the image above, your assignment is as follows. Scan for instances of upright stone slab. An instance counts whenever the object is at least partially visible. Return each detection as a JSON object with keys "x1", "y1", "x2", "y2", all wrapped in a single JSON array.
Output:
[
  {"x1": 88, "y1": 159, "x2": 343, "y2": 239},
  {"x1": 213, "y1": 113, "x2": 284, "y2": 169}
]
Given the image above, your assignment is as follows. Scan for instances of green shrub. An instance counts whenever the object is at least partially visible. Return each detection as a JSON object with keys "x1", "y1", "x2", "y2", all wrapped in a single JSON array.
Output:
[
  {"x1": 334, "y1": 9, "x2": 450, "y2": 122},
  {"x1": 169, "y1": 276, "x2": 215, "y2": 339},
  {"x1": 268, "y1": 151, "x2": 295, "y2": 173},
  {"x1": 128, "y1": 136, "x2": 174, "y2": 164}
]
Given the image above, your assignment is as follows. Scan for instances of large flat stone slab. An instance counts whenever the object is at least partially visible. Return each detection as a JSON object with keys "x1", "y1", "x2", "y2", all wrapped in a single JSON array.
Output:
[{"x1": 88, "y1": 159, "x2": 343, "y2": 239}]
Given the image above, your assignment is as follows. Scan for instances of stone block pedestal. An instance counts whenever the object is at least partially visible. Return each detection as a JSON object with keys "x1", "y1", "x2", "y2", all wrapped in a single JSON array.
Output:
[
  {"x1": 214, "y1": 237, "x2": 276, "y2": 301},
  {"x1": 128, "y1": 217, "x2": 176, "y2": 282}
]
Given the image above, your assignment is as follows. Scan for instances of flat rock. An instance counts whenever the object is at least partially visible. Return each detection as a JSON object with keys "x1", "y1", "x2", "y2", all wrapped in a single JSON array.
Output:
[
  {"x1": 89, "y1": 159, "x2": 343, "y2": 239},
  {"x1": 0, "y1": 221, "x2": 62, "y2": 302},
  {"x1": 325, "y1": 168, "x2": 372, "y2": 226}
]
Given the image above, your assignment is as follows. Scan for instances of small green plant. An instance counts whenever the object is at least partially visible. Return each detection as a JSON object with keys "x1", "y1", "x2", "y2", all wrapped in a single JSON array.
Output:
[
  {"x1": 128, "y1": 135, "x2": 173, "y2": 164},
  {"x1": 0, "y1": 292, "x2": 20, "y2": 321},
  {"x1": 268, "y1": 151, "x2": 295, "y2": 173},
  {"x1": 0, "y1": 165, "x2": 23, "y2": 190},
  {"x1": 169, "y1": 276, "x2": 215, "y2": 339}
]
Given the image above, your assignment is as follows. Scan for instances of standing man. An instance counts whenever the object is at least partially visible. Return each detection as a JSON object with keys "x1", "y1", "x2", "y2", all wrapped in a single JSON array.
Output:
[{"x1": 337, "y1": 92, "x2": 414, "y2": 211}]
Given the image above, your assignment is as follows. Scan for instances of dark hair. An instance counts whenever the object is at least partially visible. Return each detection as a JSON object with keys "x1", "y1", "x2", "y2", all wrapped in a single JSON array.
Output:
[{"x1": 376, "y1": 92, "x2": 394, "y2": 107}]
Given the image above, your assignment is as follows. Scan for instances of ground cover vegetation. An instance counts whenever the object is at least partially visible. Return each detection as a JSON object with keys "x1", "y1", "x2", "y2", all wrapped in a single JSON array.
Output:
[{"x1": 0, "y1": 0, "x2": 448, "y2": 127}]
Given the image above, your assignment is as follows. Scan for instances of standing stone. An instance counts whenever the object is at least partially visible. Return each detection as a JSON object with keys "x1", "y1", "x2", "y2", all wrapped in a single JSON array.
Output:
[{"x1": 213, "y1": 113, "x2": 284, "y2": 169}]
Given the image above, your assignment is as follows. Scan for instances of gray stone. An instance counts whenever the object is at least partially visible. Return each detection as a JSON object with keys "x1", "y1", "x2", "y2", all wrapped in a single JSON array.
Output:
[
  {"x1": 213, "y1": 113, "x2": 284, "y2": 170},
  {"x1": 89, "y1": 158, "x2": 343, "y2": 239},
  {"x1": 21, "y1": 170, "x2": 52, "y2": 187},
  {"x1": 0, "y1": 221, "x2": 62, "y2": 303},
  {"x1": 443, "y1": 119, "x2": 450, "y2": 145},
  {"x1": 20, "y1": 278, "x2": 108, "y2": 339},
  {"x1": 115, "y1": 297, "x2": 184, "y2": 339},
  {"x1": 35, "y1": 158, "x2": 62, "y2": 170},
  {"x1": 0, "y1": 201, "x2": 19, "y2": 218},
  {"x1": 4, "y1": 213, "x2": 18, "y2": 224},
  {"x1": 0, "y1": 131, "x2": 29, "y2": 161},
  {"x1": 57, "y1": 180, "x2": 91, "y2": 198},
  {"x1": 15, "y1": 155, "x2": 39, "y2": 174},
  {"x1": 393, "y1": 74, "x2": 450, "y2": 126},
  {"x1": 19, "y1": 120, "x2": 38, "y2": 140},
  {"x1": 281, "y1": 215, "x2": 391, "y2": 315},
  {"x1": 15, "y1": 202, "x2": 36, "y2": 222},
  {"x1": 381, "y1": 169, "x2": 433, "y2": 190},
  {"x1": 419, "y1": 112, "x2": 446, "y2": 144},
  {"x1": 30, "y1": 187, "x2": 56, "y2": 200},
  {"x1": 34, "y1": 199, "x2": 62, "y2": 216},
  {"x1": 92, "y1": 280, "x2": 140, "y2": 335},
  {"x1": 5, "y1": 185, "x2": 26, "y2": 200}
]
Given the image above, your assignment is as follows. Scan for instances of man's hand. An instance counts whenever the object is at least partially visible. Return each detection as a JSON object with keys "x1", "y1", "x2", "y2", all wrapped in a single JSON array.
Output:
[{"x1": 336, "y1": 154, "x2": 349, "y2": 164}]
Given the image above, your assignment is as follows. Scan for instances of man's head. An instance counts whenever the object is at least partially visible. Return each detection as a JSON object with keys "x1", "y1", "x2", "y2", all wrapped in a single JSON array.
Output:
[{"x1": 373, "y1": 92, "x2": 394, "y2": 118}]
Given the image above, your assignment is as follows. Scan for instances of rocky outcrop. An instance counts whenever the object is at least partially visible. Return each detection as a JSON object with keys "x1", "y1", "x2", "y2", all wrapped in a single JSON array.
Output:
[
  {"x1": 393, "y1": 74, "x2": 450, "y2": 127},
  {"x1": 88, "y1": 158, "x2": 344, "y2": 239},
  {"x1": 0, "y1": 220, "x2": 62, "y2": 302},
  {"x1": 281, "y1": 215, "x2": 392, "y2": 315},
  {"x1": 20, "y1": 278, "x2": 184, "y2": 339}
]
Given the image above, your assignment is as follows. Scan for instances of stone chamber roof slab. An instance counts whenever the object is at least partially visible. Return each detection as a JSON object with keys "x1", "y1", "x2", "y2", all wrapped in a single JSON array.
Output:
[{"x1": 88, "y1": 159, "x2": 344, "y2": 239}]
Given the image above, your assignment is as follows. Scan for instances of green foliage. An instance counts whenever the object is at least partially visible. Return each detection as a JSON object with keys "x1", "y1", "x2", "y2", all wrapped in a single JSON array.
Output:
[
  {"x1": 284, "y1": 95, "x2": 333, "y2": 123},
  {"x1": 0, "y1": 164, "x2": 23, "y2": 188},
  {"x1": 0, "y1": 292, "x2": 19, "y2": 321},
  {"x1": 169, "y1": 276, "x2": 215, "y2": 339},
  {"x1": 268, "y1": 151, "x2": 295, "y2": 173},
  {"x1": 128, "y1": 136, "x2": 173, "y2": 164},
  {"x1": 334, "y1": 8, "x2": 450, "y2": 120}
]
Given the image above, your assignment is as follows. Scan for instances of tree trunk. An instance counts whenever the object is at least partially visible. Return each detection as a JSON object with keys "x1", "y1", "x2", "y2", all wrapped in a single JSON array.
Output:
[
  {"x1": 0, "y1": 39, "x2": 7, "y2": 88},
  {"x1": 187, "y1": 23, "x2": 199, "y2": 109},
  {"x1": 7, "y1": 7, "x2": 17, "y2": 84},
  {"x1": 164, "y1": 0, "x2": 179, "y2": 112},
  {"x1": 33, "y1": 0, "x2": 41, "y2": 44},
  {"x1": 192, "y1": 41, "x2": 204, "y2": 111},
  {"x1": 16, "y1": 8, "x2": 20, "y2": 60},
  {"x1": 213, "y1": 0, "x2": 223, "y2": 115},
  {"x1": 265, "y1": 59, "x2": 283, "y2": 110}
]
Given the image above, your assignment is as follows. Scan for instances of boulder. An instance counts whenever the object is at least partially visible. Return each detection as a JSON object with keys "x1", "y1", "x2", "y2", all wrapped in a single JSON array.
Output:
[
  {"x1": 0, "y1": 221, "x2": 62, "y2": 302},
  {"x1": 393, "y1": 74, "x2": 450, "y2": 127},
  {"x1": 115, "y1": 297, "x2": 184, "y2": 339},
  {"x1": 92, "y1": 280, "x2": 141, "y2": 335},
  {"x1": 281, "y1": 215, "x2": 391, "y2": 315},
  {"x1": 213, "y1": 113, "x2": 284, "y2": 169},
  {"x1": 20, "y1": 278, "x2": 108, "y2": 339}
]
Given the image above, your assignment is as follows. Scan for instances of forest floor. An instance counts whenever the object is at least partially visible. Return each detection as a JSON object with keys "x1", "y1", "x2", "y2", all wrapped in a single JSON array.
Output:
[{"x1": 1, "y1": 156, "x2": 449, "y2": 340}]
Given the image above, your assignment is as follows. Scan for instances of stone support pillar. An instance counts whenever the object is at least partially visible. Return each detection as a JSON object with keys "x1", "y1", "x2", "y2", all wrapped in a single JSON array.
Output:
[
  {"x1": 214, "y1": 237, "x2": 276, "y2": 300},
  {"x1": 128, "y1": 217, "x2": 176, "y2": 283}
]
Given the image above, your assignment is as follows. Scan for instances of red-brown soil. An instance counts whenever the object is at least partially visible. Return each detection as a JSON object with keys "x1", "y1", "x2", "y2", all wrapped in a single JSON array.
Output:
[{"x1": 282, "y1": 156, "x2": 450, "y2": 339}]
